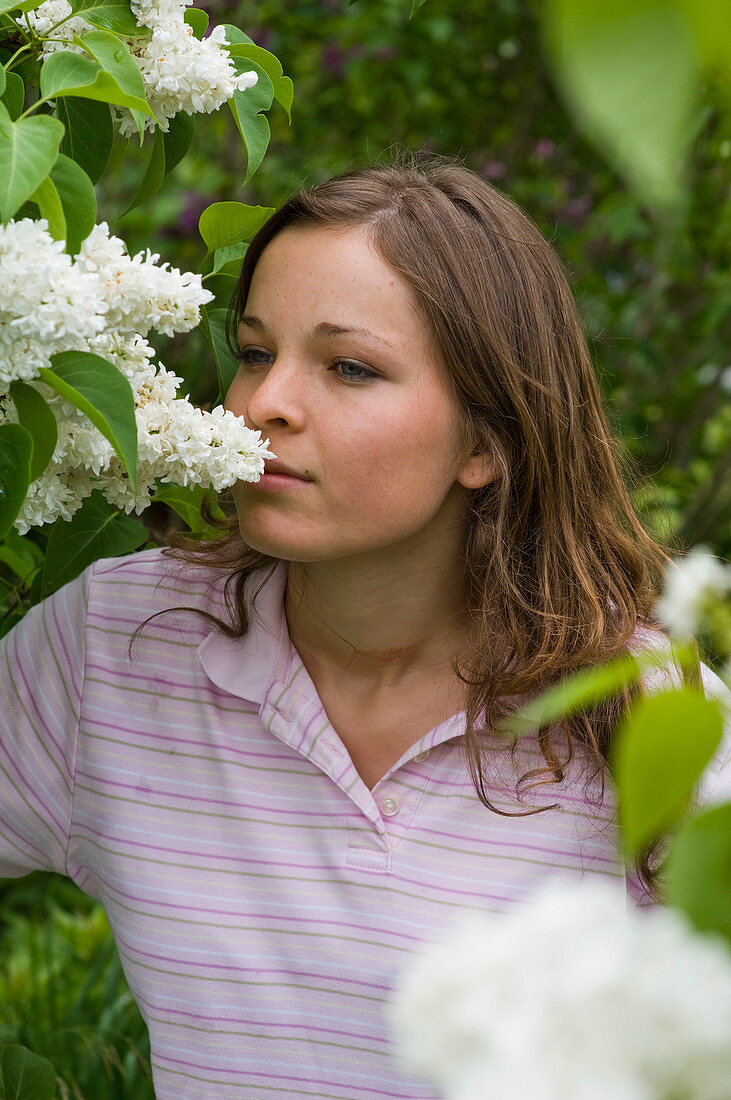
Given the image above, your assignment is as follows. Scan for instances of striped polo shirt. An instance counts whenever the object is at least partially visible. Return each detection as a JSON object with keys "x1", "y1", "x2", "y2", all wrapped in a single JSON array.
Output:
[{"x1": 1, "y1": 548, "x2": 729, "y2": 1099}]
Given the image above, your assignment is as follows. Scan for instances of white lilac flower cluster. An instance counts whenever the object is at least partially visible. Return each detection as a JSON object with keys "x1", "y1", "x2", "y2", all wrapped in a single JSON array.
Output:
[
  {"x1": 20, "y1": 0, "x2": 257, "y2": 135},
  {"x1": 391, "y1": 879, "x2": 731, "y2": 1100},
  {"x1": 0, "y1": 218, "x2": 272, "y2": 534}
]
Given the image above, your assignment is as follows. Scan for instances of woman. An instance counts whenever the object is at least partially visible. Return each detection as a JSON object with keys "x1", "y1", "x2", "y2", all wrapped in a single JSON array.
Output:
[{"x1": 1, "y1": 153, "x2": 727, "y2": 1098}]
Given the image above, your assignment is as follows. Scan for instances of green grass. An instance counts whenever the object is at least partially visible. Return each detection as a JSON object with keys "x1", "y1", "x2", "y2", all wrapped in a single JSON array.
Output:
[{"x1": 0, "y1": 873, "x2": 153, "y2": 1099}]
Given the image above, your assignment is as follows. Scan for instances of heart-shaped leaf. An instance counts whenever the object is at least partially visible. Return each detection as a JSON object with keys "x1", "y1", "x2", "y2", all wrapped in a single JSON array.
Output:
[
  {"x1": 198, "y1": 201, "x2": 273, "y2": 254},
  {"x1": 69, "y1": 0, "x2": 145, "y2": 36},
  {"x1": 0, "y1": 424, "x2": 33, "y2": 539},
  {"x1": 613, "y1": 687, "x2": 724, "y2": 855},
  {"x1": 49, "y1": 152, "x2": 97, "y2": 255},
  {"x1": 0, "y1": 109, "x2": 64, "y2": 222},
  {"x1": 0, "y1": 1044, "x2": 57, "y2": 1100},
  {"x1": 29, "y1": 175, "x2": 66, "y2": 242},
  {"x1": 226, "y1": 59, "x2": 274, "y2": 185},
  {"x1": 39, "y1": 351, "x2": 138, "y2": 489},
  {"x1": 9, "y1": 381, "x2": 59, "y2": 481},
  {"x1": 58, "y1": 96, "x2": 113, "y2": 183},
  {"x1": 42, "y1": 490, "x2": 147, "y2": 597}
]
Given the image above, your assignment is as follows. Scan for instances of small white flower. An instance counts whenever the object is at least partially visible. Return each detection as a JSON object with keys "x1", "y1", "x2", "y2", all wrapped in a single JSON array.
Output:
[
  {"x1": 75, "y1": 223, "x2": 213, "y2": 337},
  {"x1": 18, "y1": 0, "x2": 92, "y2": 55},
  {"x1": 655, "y1": 546, "x2": 731, "y2": 638},
  {"x1": 391, "y1": 879, "x2": 731, "y2": 1100},
  {"x1": 0, "y1": 218, "x2": 107, "y2": 386}
]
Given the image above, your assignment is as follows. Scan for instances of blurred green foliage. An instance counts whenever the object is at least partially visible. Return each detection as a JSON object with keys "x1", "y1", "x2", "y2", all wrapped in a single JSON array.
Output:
[
  {"x1": 2, "y1": 0, "x2": 729, "y2": 1093},
  {"x1": 0, "y1": 873, "x2": 153, "y2": 1098}
]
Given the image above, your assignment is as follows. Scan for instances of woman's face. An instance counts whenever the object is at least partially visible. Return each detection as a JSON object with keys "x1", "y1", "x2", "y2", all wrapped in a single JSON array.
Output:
[{"x1": 225, "y1": 225, "x2": 491, "y2": 563}]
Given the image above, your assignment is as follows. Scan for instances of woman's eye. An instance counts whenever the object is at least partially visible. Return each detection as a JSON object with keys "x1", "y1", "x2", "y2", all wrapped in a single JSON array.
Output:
[
  {"x1": 237, "y1": 347, "x2": 271, "y2": 366},
  {"x1": 333, "y1": 359, "x2": 376, "y2": 382},
  {"x1": 236, "y1": 349, "x2": 376, "y2": 382}
]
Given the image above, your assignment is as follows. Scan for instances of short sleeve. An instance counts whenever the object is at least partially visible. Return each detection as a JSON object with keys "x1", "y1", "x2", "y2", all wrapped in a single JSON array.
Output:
[{"x1": 0, "y1": 569, "x2": 90, "y2": 878}]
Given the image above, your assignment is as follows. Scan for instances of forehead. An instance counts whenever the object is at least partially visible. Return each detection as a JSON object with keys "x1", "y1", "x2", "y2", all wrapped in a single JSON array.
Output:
[{"x1": 245, "y1": 226, "x2": 424, "y2": 339}]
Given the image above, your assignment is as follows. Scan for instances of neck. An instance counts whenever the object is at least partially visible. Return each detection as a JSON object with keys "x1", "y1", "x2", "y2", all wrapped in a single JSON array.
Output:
[{"x1": 284, "y1": 531, "x2": 475, "y2": 694}]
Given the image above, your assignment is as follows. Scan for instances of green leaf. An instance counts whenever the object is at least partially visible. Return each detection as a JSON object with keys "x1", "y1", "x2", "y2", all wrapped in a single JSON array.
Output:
[
  {"x1": 72, "y1": 29, "x2": 150, "y2": 136},
  {"x1": 39, "y1": 351, "x2": 138, "y2": 489},
  {"x1": 163, "y1": 110, "x2": 195, "y2": 175},
  {"x1": 225, "y1": 43, "x2": 293, "y2": 123},
  {"x1": 666, "y1": 801, "x2": 731, "y2": 946},
  {"x1": 543, "y1": 0, "x2": 697, "y2": 211},
  {"x1": 9, "y1": 382, "x2": 58, "y2": 481},
  {"x1": 0, "y1": 0, "x2": 40, "y2": 13},
  {"x1": 678, "y1": 0, "x2": 731, "y2": 80},
  {"x1": 410, "y1": 0, "x2": 428, "y2": 13},
  {"x1": 496, "y1": 651, "x2": 643, "y2": 739},
  {"x1": 0, "y1": 531, "x2": 43, "y2": 580},
  {"x1": 41, "y1": 490, "x2": 147, "y2": 598},
  {"x1": 0, "y1": 1044, "x2": 57, "y2": 1100},
  {"x1": 58, "y1": 96, "x2": 113, "y2": 183},
  {"x1": 183, "y1": 6, "x2": 208, "y2": 38},
  {"x1": 0, "y1": 111, "x2": 64, "y2": 223},
  {"x1": 124, "y1": 125, "x2": 164, "y2": 214},
  {"x1": 0, "y1": 544, "x2": 35, "y2": 580},
  {"x1": 0, "y1": 424, "x2": 32, "y2": 539},
  {"x1": 613, "y1": 688, "x2": 724, "y2": 856},
  {"x1": 69, "y1": 0, "x2": 145, "y2": 37},
  {"x1": 0, "y1": 63, "x2": 4, "y2": 98},
  {"x1": 218, "y1": 24, "x2": 255, "y2": 46},
  {"x1": 40, "y1": 50, "x2": 152, "y2": 134},
  {"x1": 211, "y1": 242, "x2": 247, "y2": 279},
  {"x1": 29, "y1": 175, "x2": 66, "y2": 242},
  {"x1": 152, "y1": 482, "x2": 222, "y2": 535},
  {"x1": 493, "y1": 640, "x2": 698, "y2": 741},
  {"x1": 49, "y1": 152, "x2": 97, "y2": 255},
  {"x1": 227, "y1": 59, "x2": 274, "y2": 185},
  {"x1": 1, "y1": 70, "x2": 24, "y2": 119},
  {"x1": 198, "y1": 201, "x2": 273, "y2": 255},
  {"x1": 200, "y1": 306, "x2": 240, "y2": 399}
]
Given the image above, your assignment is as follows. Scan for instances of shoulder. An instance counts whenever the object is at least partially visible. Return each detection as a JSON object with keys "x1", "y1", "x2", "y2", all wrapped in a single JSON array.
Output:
[{"x1": 84, "y1": 546, "x2": 229, "y2": 633}]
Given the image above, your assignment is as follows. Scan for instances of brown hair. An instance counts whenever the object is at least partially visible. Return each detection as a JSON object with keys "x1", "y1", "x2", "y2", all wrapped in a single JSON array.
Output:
[{"x1": 170, "y1": 150, "x2": 698, "y2": 895}]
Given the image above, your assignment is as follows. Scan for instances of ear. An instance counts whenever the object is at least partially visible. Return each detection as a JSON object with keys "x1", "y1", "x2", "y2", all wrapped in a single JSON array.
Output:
[{"x1": 456, "y1": 449, "x2": 500, "y2": 490}]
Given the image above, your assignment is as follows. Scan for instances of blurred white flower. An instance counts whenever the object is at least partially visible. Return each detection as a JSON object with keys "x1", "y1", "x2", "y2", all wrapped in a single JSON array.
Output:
[
  {"x1": 391, "y1": 878, "x2": 731, "y2": 1100},
  {"x1": 656, "y1": 546, "x2": 731, "y2": 639},
  {"x1": 22, "y1": 0, "x2": 258, "y2": 136}
]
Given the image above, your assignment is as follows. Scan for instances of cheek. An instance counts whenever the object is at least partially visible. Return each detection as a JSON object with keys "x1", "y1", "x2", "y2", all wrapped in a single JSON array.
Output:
[{"x1": 328, "y1": 408, "x2": 459, "y2": 511}]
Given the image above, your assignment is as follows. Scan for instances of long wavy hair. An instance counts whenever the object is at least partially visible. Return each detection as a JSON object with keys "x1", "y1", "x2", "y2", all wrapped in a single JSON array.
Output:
[{"x1": 169, "y1": 151, "x2": 697, "y2": 896}]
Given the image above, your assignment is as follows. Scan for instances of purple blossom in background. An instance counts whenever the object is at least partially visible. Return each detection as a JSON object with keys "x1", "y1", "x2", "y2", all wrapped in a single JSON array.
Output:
[
  {"x1": 177, "y1": 191, "x2": 210, "y2": 236},
  {"x1": 562, "y1": 194, "x2": 593, "y2": 227},
  {"x1": 480, "y1": 160, "x2": 507, "y2": 181},
  {"x1": 322, "y1": 42, "x2": 346, "y2": 79},
  {"x1": 534, "y1": 139, "x2": 555, "y2": 160},
  {"x1": 373, "y1": 45, "x2": 396, "y2": 61},
  {"x1": 247, "y1": 26, "x2": 273, "y2": 50}
]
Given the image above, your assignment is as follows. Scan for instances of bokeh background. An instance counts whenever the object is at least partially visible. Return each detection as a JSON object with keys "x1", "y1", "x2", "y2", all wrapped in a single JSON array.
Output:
[{"x1": 2, "y1": 0, "x2": 729, "y2": 1094}]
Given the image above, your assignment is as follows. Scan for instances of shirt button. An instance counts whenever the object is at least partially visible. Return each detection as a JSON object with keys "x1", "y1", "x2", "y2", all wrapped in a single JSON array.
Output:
[
  {"x1": 380, "y1": 797, "x2": 399, "y2": 817},
  {"x1": 413, "y1": 750, "x2": 430, "y2": 762}
]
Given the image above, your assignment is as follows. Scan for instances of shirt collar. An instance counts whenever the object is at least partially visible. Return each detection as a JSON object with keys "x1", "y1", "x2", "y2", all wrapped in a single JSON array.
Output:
[{"x1": 197, "y1": 559, "x2": 290, "y2": 706}]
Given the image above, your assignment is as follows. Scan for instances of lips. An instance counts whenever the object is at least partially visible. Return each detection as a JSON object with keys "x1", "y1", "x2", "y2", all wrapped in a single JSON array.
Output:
[{"x1": 263, "y1": 461, "x2": 313, "y2": 481}]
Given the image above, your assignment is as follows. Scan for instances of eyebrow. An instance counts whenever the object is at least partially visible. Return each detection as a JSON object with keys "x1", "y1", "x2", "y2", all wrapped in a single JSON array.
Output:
[{"x1": 238, "y1": 314, "x2": 394, "y2": 349}]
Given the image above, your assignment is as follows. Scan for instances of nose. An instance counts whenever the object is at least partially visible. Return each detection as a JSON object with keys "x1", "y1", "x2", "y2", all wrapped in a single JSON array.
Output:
[{"x1": 239, "y1": 358, "x2": 306, "y2": 433}]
